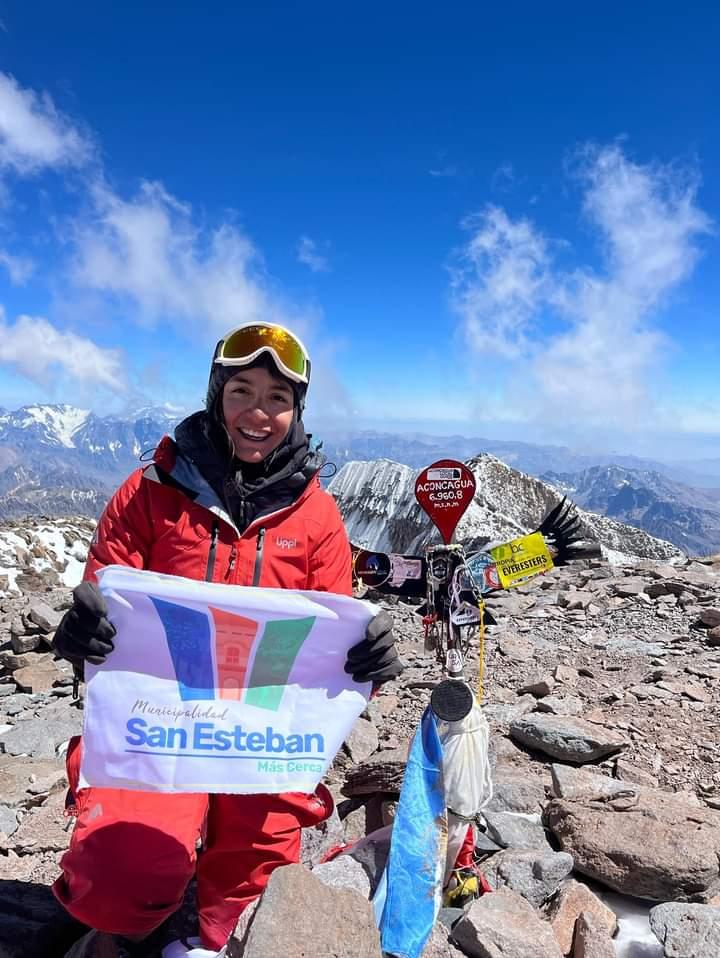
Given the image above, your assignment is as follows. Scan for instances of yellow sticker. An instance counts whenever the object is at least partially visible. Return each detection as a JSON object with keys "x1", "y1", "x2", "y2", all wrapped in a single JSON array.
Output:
[{"x1": 490, "y1": 531, "x2": 554, "y2": 589}]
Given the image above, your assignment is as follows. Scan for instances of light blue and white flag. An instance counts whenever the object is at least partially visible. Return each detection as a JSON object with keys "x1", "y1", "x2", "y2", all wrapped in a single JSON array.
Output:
[{"x1": 374, "y1": 706, "x2": 447, "y2": 958}]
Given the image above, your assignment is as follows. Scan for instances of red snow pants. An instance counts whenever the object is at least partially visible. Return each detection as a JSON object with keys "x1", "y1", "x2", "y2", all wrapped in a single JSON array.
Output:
[{"x1": 53, "y1": 737, "x2": 333, "y2": 950}]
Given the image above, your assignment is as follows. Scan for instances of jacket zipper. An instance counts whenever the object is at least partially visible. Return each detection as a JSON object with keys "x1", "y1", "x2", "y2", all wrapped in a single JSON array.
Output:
[
  {"x1": 252, "y1": 527, "x2": 266, "y2": 586},
  {"x1": 205, "y1": 521, "x2": 219, "y2": 581}
]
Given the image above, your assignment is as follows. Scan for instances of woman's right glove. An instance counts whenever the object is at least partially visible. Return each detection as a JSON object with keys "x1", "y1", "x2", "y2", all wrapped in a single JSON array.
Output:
[{"x1": 53, "y1": 581, "x2": 117, "y2": 666}]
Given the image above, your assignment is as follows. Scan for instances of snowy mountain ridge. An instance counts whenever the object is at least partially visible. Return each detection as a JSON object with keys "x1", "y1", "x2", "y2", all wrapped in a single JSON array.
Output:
[{"x1": 329, "y1": 454, "x2": 683, "y2": 562}]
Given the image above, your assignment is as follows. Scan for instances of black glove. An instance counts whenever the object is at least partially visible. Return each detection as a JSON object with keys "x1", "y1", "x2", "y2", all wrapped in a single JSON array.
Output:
[
  {"x1": 53, "y1": 581, "x2": 117, "y2": 666},
  {"x1": 345, "y1": 610, "x2": 403, "y2": 684}
]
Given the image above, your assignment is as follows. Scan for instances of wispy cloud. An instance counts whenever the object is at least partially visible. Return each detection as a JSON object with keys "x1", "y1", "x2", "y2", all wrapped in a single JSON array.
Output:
[
  {"x1": 297, "y1": 235, "x2": 330, "y2": 273},
  {"x1": 0, "y1": 72, "x2": 94, "y2": 175},
  {"x1": 0, "y1": 249, "x2": 34, "y2": 284},
  {"x1": 0, "y1": 308, "x2": 125, "y2": 389},
  {"x1": 451, "y1": 143, "x2": 712, "y2": 431},
  {"x1": 71, "y1": 179, "x2": 301, "y2": 336},
  {"x1": 450, "y1": 205, "x2": 551, "y2": 358},
  {"x1": 0, "y1": 72, "x2": 321, "y2": 404}
]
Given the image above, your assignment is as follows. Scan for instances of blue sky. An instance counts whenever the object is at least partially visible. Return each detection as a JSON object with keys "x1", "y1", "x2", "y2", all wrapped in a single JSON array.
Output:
[{"x1": 0, "y1": 2, "x2": 719, "y2": 461}]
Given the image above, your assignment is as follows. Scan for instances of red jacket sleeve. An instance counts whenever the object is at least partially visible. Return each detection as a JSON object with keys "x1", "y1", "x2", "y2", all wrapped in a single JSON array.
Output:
[
  {"x1": 307, "y1": 491, "x2": 352, "y2": 596},
  {"x1": 84, "y1": 468, "x2": 154, "y2": 583}
]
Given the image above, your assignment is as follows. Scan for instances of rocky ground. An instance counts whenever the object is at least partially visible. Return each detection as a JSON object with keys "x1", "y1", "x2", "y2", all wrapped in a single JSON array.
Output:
[{"x1": 1, "y1": 542, "x2": 720, "y2": 957}]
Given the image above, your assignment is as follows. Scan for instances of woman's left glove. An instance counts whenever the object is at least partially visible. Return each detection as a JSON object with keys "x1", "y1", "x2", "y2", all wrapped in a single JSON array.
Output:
[{"x1": 345, "y1": 610, "x2": 403, "y2": 684}]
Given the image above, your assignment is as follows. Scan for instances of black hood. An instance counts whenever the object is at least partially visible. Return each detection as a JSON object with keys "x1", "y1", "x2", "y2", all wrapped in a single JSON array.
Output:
[{"x1": 174, "y1": 410, "x2": 322, "y2": 532}]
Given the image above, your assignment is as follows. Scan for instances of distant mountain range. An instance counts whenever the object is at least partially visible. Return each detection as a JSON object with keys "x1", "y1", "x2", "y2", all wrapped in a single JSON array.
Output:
[
  {"x1": 542, "y1": 465, "x2": 720, "y2": 557},
  {"x1": 1, "y1": 403, "x2": 719, "y2": 555}
]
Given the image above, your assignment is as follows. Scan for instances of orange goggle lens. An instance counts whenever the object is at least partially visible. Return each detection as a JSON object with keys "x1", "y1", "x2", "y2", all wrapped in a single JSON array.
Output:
[{"x1": 218, "y1": 324, "x2": 309, "y2": 382}]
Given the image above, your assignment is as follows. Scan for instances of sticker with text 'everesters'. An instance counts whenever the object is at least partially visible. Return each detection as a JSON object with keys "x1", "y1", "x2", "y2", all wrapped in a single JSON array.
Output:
[{"x1": 490, "y1": 531, "x2": 554, "y2": 588}]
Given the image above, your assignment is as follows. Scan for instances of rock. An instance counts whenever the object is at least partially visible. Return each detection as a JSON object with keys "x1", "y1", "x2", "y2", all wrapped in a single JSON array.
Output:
[
  {"x1": 497, "y1": 634, "x2": 535, "y2": 661},
  {"x1": 509, "y1": 715, "x2": 627, "y2": 763},
  {"x1": 0, "y1": 804, "x2": 18, "y2": 837},
  {"x1": 344, "y1": 716, "x2": 379, "y2": 764},
  {"x1": 545, "y1": 879, "x2": 617, "y2": 955},
  {"x1": 0, "y1": 706, "x2": 82, "y2": 759},
  {"x1": 535, "y1": 696, "x2": 583, "y2": 717},
  {"x1": 1, "y1": 791, "x2": 70, "y2": 854},
  {"x1": 227, "y1": 862, "x2": 382, "y2": 958},
  {"x1": 483, "y1": 811, "x2": 551, "y2": 850},
  {"x1": 544, "y1": 790, "x2": 720, "y2": 901},
  {"x1": 699, "y1": 608, "x2": 720, "y2": 628},
  {"x1": 614, "y1": 758, "x2": 658, "y2": 788},
  {"x1": 9, "y1": 633, "x2": 43, "y2": 655},
  {"x1": 300, "y1": 802, "x2": 345, "y2": 867},
  {"x1": 649, "y1": 902, "x2": 720, "y2": 956},
  {"x1": 12, "y1": 662, "x2": 61, "y2": 693},
  {"x1": 451, "y1": 887, "x2": 563, "y2": 957},
  {"x1": 706, "y1": 625, "x2": 720, "y2": 646},
  {"x1": 612, "y1": 577, "x2": 647, "y2": 597},
  {"x1": 0, "y1": 755, "x2": 67, "y2": 806},
  {"x1": 0, "y1": 650, "x2": 53, "y2": 672},
  {"x1": 420, "y1": 920, "x2": 466, "y2": 957},
  {"x1": 572, "y1": 911, "x2": 616, "y2": 958},
  {"x1": 342, "y1": 745, "x2": 408, "y2": 797},
  {"x1": 553, "y1": 666, "x2": 577, "y2": 684},
  {"x1": 485, "y1": 775, "x2": 546, "y2": 814},
  {"x1": 484, "y1": 695, "x2": 537, "y2": 725},
  {"x1": 312, "y1": 854, "x2": 371, "y2": 898},
  {"x1": 480, "y1": 848, "x2": 574, "y2": 907},
  {"x1": 27, "y1": 601, "x2": 63, "y2": 632},
  {"x1": 519, "y1": 676, "x2": 556, "y2": 697},
  {"x1": 346, "y1": 826, "x2": 392, "y2": 896},
  {"x1": 550, "y1": 760, "x2": 637, "y2": 799}
]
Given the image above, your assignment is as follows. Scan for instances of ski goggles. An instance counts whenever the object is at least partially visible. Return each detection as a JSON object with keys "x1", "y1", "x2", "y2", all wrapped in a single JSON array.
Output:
[{"x1": 214, "y1": 323, "x2": 311, "y2": 384}]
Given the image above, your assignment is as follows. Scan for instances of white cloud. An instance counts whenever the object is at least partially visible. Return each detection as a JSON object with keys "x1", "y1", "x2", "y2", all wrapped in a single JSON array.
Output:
[
  {"x1": 0, "y1": 72, "x2": 94, "y2": 175},
  {"x1": 450, "y1": 205, "x2": 550, "y2": 358},
  {"x1": 0, "y1": 309, "x2": 125, "y2": 390},
  {"x1": 0, "y1": 249, "x2": 34, "y2": 283},
  {"x1": 72, "y1": 179, "x2": 308, "y2": 336},
  {"x1": 452, "y1": 144, "x2": 712, "y2": 430},
  {"x1": 297, "y1": 235, "x2": 330, "y2": 273}
]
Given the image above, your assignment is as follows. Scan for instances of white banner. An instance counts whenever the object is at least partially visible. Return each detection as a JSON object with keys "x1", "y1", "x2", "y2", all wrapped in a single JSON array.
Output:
[{"x1": 79, "y1": 565, "x2": 375, "y2": 794}]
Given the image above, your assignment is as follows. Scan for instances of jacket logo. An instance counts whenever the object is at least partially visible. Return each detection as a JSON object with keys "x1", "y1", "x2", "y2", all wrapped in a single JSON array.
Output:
[{"x1": 276, "y1": 537, "x2": 298, "y2": 550}]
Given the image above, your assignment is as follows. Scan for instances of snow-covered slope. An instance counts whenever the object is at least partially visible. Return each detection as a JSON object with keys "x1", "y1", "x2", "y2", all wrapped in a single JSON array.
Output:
[
  {"x1": 329, "y1": 454, "x2": 683, "y2": 561},
  {"x1": 0, "y1": 517, "x2": 95, "y2": 594}
]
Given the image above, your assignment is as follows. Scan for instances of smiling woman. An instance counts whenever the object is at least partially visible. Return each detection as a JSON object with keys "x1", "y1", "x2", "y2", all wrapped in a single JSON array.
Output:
[{"x1": 51, "y1": 319, "x2": 403, "y2": 956}]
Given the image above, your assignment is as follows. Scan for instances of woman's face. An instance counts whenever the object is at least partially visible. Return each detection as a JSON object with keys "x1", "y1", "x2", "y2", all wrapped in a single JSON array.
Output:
[{"x1": 221, "y1": 366, "x2": 295, "y2": 462}]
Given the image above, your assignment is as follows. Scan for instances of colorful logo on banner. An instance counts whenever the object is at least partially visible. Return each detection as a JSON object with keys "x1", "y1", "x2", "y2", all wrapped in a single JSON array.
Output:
[
  {"x1": 149, "y1": 597, "x2": 315, "y2": 711},
  {"x1": 414, "y1": 459, "x2": 477, "y2": 544}
]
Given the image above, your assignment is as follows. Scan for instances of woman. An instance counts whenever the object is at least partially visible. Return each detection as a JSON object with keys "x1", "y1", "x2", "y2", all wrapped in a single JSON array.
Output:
[{"x1": 53, "y1": 322, "x2": 401, "y2": 957}]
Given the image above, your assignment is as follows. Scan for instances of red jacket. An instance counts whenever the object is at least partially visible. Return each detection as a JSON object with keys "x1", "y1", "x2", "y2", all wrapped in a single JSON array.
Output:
[{"x1": 84, "y1": 435, "x2": 352, "y2": 596}]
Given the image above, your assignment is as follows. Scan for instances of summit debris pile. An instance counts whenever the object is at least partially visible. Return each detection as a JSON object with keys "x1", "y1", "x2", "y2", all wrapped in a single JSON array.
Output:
[{"x1": 1, "y1": 518, "x2": 720, "y2": 955}]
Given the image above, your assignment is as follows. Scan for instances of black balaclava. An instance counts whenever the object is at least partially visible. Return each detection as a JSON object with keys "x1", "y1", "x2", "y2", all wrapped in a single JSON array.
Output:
[{"x1": 204, "y1": 351, "x2": 309, "y2": 477}]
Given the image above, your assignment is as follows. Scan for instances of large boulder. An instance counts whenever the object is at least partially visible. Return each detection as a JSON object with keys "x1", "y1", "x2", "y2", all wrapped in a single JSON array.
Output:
[
  {"x1": 544, "y1": 879, "x2": 617, "y2": 955},
  {"x1": 509, "y1": 715, "x2": 626, "y2": 763},
  {"x1": 450, "y1": 887, "x2": 563, "y2": 958},
  {"x1": 649, "y1": 902, "x2": 720, "y2": 957},
  {"x1": 573, "y1": 912, "x2": 616, "y2": 958},
  {"x1": 544, "y1": 791, "x2": 720, "y2": 901},
  {"x1": 227, "y1": 862, "x2": 381, "y2": 958},
  {"x1": 480, "y1": 848, "x2": 574, "y2": 907}
]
